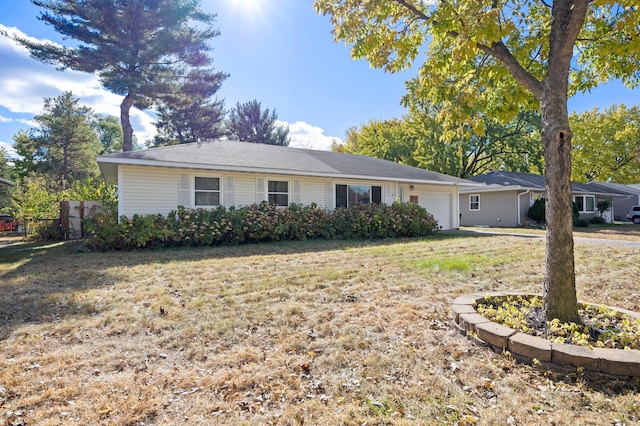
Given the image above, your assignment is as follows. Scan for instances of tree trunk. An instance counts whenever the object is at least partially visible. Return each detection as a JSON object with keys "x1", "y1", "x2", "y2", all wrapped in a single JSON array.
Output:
[
  {"x1": 538, "y1": 0, "x2": 588, "y2": 324},
  {"x1": 120, "y1": 93, "x2": 136, "y2": 152},
  {"x1": 540, "y1": 92, "x2": 581, "y2": 323}
]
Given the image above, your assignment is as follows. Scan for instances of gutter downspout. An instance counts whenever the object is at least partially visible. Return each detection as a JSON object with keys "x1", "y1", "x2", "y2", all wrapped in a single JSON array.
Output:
[{"x1": 517, "y1": 190, "x2": 531, "y2": 226}]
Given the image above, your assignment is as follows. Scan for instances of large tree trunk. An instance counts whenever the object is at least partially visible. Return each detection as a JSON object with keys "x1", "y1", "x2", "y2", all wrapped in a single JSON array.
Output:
[
  {"x1": 120, "y1": 93, "x2": 136, "y2": 152},
  {"x1": 540, "y1": 92, "x2": 580, "y2": 323},
  {"x1": 539, "y1": 0, "x2": 588, "y2": 323}
]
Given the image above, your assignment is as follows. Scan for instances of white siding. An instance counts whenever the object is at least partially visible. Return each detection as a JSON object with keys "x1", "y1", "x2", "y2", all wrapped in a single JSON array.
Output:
[
  {"x1": 232, "y1": 174, "x2": 257, "y2": 206},
  {"x1": 118, "y1": 166, "x2": 461, "y2": 229},
  {"x1": 405, "y1": 183, "x2": 459, "y2": 230},
  {"x1": 300, "y1": 177, "x2": 328, "y2": 208},
  {"x1": 422, "y1": 192, "x2": 452, "y2": 230},
  {"x1": 122, "y1": 166, "x2": 180, "y2": 216}
]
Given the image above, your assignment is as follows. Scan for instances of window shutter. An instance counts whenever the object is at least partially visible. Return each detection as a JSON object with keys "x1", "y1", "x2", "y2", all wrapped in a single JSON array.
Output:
[
  {"x1": 325, "y1": 181, "x2": 333, "y2": 209},
  {"x1": 256, "y1": 178, "x2": 266, "y2": 203},
  {"x1": 292, "y1": 180, "x2": 301, "y2": 204},
  {"x1": 179, "y1": 173, "x2": 191, "y2": 207},
  {"x1": 384, "y1": 183, "x2": 393, "y2": 205},
  {"x1": 224, "y1": 176, "x2": 235, "y2": 207}
]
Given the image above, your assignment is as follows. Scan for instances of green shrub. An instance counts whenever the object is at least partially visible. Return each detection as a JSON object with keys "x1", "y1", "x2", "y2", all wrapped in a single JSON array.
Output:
[
  {"x1": 89, "y1": 201, "x2": 439, "y2": 251},
  {"x1": 527, "y1": 197, "x2": 585, "y2": 227},
  {"x1": 527, "y1": 198, "x2": 545, "y2": 223},
  {"x1": 574, "y1": 218, "x2": 590, "y2": 227}
]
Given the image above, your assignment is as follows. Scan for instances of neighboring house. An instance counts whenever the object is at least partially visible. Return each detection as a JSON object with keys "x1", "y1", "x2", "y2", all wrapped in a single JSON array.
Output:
[
  {"x1": 459, "y1": 171, "x2": 632, "y2": 227},
  {"x1": 588, "y1": 182, "x2": 640, "y2": 222},
  {"x1": 97, "y1": 140, "x2": 477, "y2": 230}
]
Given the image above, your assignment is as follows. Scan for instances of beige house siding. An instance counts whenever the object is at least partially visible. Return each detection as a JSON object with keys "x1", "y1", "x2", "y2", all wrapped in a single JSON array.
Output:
[{"x1": 117, "y1": 166, "x2": 461, "y2": 230}]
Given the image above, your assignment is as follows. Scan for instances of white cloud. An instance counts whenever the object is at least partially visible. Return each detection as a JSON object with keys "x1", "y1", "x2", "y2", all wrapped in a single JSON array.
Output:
[
  {"x1": 280, "y1": 120, "x2": 343, "y2": 151},
  {"x1": 0, "y1": 140, "x2": 17, "y2": 158},
  {"x1": 0, "y1": 24, "x2": 157, "y2": 145}
]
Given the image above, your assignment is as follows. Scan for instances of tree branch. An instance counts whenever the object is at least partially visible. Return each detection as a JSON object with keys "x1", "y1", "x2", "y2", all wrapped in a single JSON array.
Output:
[{"x1": 391, "y1": 0, "x2": 544, "y2": 99}]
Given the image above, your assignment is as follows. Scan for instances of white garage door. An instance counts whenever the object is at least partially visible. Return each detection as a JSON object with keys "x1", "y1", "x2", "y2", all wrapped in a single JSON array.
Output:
[{"x1": 421, "y1": 192, "x2": 452, "y2": 230}]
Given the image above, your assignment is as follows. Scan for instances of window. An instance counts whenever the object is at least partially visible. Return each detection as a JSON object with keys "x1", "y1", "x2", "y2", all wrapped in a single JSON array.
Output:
[
  {"x1": 574, "y1": 195, "x2": 595, "y2": 213},
  {"x1": 469, "y1": 194, "x2": 480, "y2": 211},
  {"x1": 335, "y1": 184, "x2": 382, "y2": 208},
  {"x1": 268, "y1": 180, "x2": 289, "y2": 206},
  {"x1": 530, "y1": 192, "x2": 543, "y2": 207},
  {"x1": 397, "y1": 186, "x2": 404, "y2": 202},
  {"x1": 194, "y1": 177, "x2": 220, "y2": 206}
]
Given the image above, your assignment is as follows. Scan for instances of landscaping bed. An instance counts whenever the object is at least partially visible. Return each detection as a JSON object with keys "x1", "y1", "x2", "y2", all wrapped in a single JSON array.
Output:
[{"x1": 452, "y1": 293, "x2": 640, "y2": 376}]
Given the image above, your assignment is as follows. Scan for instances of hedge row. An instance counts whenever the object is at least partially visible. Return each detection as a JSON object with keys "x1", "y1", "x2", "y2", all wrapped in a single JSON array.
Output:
[{"x1": 88, "y1": 201, "x2": 439, "y2": 250}]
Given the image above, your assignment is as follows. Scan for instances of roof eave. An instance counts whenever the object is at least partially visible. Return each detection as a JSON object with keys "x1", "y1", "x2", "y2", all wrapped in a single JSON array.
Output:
[{"x1": 96, "y1": 156, "x2": 473, "y2": 186}]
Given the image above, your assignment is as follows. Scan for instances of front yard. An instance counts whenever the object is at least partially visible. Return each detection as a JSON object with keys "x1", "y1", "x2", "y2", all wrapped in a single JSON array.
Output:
[{"x1": 0, "y1": 232, "x2": 639, "y2": 425}]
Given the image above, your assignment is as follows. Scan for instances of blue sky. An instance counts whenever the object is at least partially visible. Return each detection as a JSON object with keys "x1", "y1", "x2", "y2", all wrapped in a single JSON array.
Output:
[{"x1": 1, "y1": 0, "x2": 639, "y2": 157}]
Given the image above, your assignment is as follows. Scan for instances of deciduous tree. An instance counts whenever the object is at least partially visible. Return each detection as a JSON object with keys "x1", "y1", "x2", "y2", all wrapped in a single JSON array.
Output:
[
  {"x1": 337, "y1": 119, "x2": 420, "y2": 166},
  {"x1": 94, "y1": 114, "x2": 123, "y2": 154},
  {"x1": 338, "y1": 109, "x2": 542, "y2": 178},
  {"x1": 0, "y1": 148, "x2": 13, "y2": 211},
  {"x1": 315, "y1": 0, "x2": 640, "y2": 322},
  {"x1": 14, "y1": 0, "x2": 222, "y2": 152},
  {"x1": 570, "y1": 105, "x2": 640, "y2": 183}
]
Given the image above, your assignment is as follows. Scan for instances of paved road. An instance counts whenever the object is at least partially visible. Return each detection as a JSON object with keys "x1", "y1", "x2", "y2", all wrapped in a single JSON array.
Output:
[{"x1": 448, "y1": 229, "x2": 640, "y2": 248}]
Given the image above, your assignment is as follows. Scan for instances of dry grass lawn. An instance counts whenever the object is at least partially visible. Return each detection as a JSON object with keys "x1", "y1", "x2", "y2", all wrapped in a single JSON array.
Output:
[{"x1": 1, "y1": 231, "x2": 639, "y2": 425}]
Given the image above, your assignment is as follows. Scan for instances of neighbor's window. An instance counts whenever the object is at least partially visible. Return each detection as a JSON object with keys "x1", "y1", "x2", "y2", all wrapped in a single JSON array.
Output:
[
  {"x1": 268, "y1": 180, "x2": 289, "y2": 206},
  {"x1": 194, "y1": 177, "x2": 220, "y2": 206},
  {"x1": 574, "y1": 195, "x2": 595, "y2": 213},
  {"x1": 530, "y1": 192, "x2": 543, "y2": 207},
  {"x1": 469, "y1": 194, "x2": 480, "y2": 211},
  {"x1": 335, "y1": 184, "x2": 382, "y2": 208}
]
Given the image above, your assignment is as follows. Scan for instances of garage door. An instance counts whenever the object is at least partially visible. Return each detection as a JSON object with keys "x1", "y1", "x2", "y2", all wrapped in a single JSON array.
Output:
[{"x1": 421, "y1": 192, "x2": 452, "y2": 230}]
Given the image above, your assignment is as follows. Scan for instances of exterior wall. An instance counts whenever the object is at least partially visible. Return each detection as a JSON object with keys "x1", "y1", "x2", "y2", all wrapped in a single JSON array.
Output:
[
  {"x1": 118, "y1": 165, "x2": 462, "y2": 230},
  {"x1": 403, "y1": 183, "x2": 460, "y2": 230},
  {"x1": 459, "y1": 191, "x2": 521, "y2": 227},
  {"x1": 573, "y1": 195, "x2": 615, "y2": 223},
  {"x1": 121, "y1": 165, "x2": 180, "y2": 216},
  {"x1": 612, "y1": 195, "x2": 640, "y2": 222}
]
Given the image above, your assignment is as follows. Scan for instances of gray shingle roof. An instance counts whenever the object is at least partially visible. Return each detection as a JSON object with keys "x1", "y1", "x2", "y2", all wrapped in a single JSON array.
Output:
[
  {"x1": 467, "y1": 170, "x2": 546, "y2": 189},
  {"x1": 97, "y1": 140, "x2": 474, "y2": 186},
  {"x1": 465, "y1": 170, "x2": 632, "y2": 196}
]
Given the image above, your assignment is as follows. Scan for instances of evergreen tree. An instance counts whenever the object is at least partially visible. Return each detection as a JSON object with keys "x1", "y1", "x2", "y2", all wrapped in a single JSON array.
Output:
[
  {"x1": 153, "y1": 69, "x2": 228, "y2": 146},
  {"x1": 15, "y1": 0, "x2": 223, "y2": 151},
  {"x1": 227, "y1": 100, "x2": 290, "y2": 146},
  {"x1": 12, "y1": 92, "x2": 101, "y2": 192}
]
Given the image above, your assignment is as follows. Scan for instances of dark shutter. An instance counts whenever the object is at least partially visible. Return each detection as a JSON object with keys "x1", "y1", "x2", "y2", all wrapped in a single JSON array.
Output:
[
  {"x1": 336, "y1": 184, "x2": 347, "y2": 208},
  {"x1": 372, "y1": 186, "x2": 382, "y2": 204}
]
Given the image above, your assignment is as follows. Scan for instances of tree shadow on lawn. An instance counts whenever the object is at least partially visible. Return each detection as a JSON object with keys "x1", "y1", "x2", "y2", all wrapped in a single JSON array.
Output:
[{"x1": 0, "y1": 233, "x2": 474, "y2": 341}]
